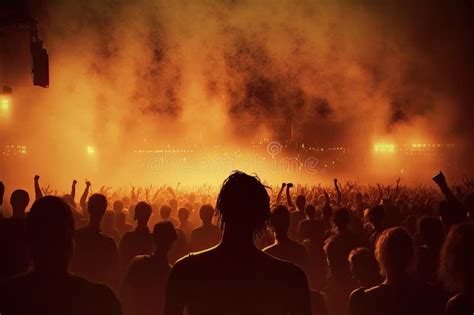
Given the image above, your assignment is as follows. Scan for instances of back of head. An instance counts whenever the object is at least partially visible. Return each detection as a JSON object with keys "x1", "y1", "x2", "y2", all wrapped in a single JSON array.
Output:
[
  {"x1": 417, "y1": 216, "x2": 444, "y2": 248},
  {"x1": 270, "y1": 205, "x2": 290, "y2": 235},
  {"x1": 375, "y1": 227, "x2": 413, "y2": 278},
  {"x1": 88, "y1": 193, "x2": 108, "y2": 219},
  {"x1": 216, "y1": 171, "x2": 270, "y2": 235},
  {"x1": 349, "y1": 247, "x2": 380, "y2": 283},
  {"x1": 113, "y1": 200, "x2": 124, "y2": 212},
  {"x1": 368, "y1": 205, "x2": 385, "y2": 226},
  {"x1": 160, "y1": 205, "x2": 172, "y2": 220},
  {"x1": 27, "y1": 196, "x2": 74, "y2": 270},
  {"x1": 153, "y1": 221, "x2": 178, "y2": 252},
  {"x1": 199, "y1": 204, "x2": 214, "y2": 224},
  {"x1": 116, "y1": 210, "x2": 127, "y2": 225},
  {"x1": 333, "y1": 207, "x2": 350, "y2": 230},
  {"x1": 10, "y1": 189, "x2": 30, "y2": 214},
  {"x1": 135, "y1": 201, "x2": 152, "y2": 223},
  {"x1": 439, "y1": 223, "x2": 474, "y2": 292},
  {"x1": 178, "y1": 207, "x2": 190, "y2": 222},
  {"x1": 296, "y1": 195, "x2": 306, "y2": 212}
]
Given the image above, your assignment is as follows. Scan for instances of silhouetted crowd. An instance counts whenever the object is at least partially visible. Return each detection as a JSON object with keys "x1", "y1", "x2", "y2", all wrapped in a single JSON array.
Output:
[{"x1": 0, "y1": 171, "x2": 473, "y2": 315}]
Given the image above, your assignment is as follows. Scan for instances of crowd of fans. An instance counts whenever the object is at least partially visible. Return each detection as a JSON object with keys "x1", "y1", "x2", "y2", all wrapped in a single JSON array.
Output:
[{"x1": 0, "y1": 170, "x2": 473, "y2": 315}]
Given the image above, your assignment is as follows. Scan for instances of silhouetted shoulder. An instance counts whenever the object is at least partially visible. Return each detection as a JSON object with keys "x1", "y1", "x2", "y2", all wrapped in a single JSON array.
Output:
[
  {"x1": 0, "y1": 272, "x2": 121, "y2": 315},
  {"x1": 446, "y1": 294, "x2": 474, "y2": 315}
]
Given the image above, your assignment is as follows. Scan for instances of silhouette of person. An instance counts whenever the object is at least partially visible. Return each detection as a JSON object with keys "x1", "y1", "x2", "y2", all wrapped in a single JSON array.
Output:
[
  {"x1": 188, "y1": 204, "x2": 222, "y2": 252},
  {"x1": 415, "y1": 216, "x2": 445, "y2": 284},
  {"x1": 264, "y1": 205, "x2": 309, "y2": 271},
  {"x1": 103, "y1": 210, "x2": 121, "y2": 244},
  {"x1": 0, "y1": 189, "x2": 30, "y2": 280},
  {"x1": 303, "y1": 218, "x2": 328, "y2": 291},
  {"x1": 0, "y1": 196, "x2": 121, "y2": 315},
  {"x1": 324, "y1": 207, "x2": 358, "y2": 315},
  {"x1": 177, "y1": 207, "x2": 194, "y2": 239},
  {"x1": 348, "y1": 247, "x2": 382, "y2": 315},
  {"x1": 367, "y1": 205, "x2": 385, "y2": 250},
  {"x1": 439, "y1": 223, "x2": 474, "y2": 315},
  {"x1": 119, "y1": 201, "x2": 154, "y2": 275},
  {"x1": 362, "y1": 227, "x2": 444, "y2": 315},
  {"x1": 160, "y1": 205, "x2": 179, "y2": 227},
  {"x1": 163, "y1": 171, "x2": 311, "y2": 315},
  {"x1": 287, "y1": 184, "x2": 306, "y2": 240},
  {"x1": 116, "y1": 210, "x2": 134, "y2": 239},
  {"x1": 70, "y1": 193, "x2": 119, "y2": 291},
  {"x1": 121, "y1": 221, "x2": 178, "y2": 315},
  {"x1": 297, "y1": 204, "x2": 317, "y2": 242}
]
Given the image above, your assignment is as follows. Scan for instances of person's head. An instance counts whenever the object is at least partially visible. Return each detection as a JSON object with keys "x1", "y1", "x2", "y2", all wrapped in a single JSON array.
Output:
[
  {"x1": 439, "y1": 223, "x2": 474, "y2": 293},
  {"x1": 375, "y1": 227, "x2": 414, "y2": 279},
  {"x1": 368, "y1": 205, "x2": 385, "y2": 228},
  {"x1": 134, "y1": 201, "x2": 152, "y2": 226},
  {"x1": 153, "y1": 221, "x2": 178, "y2": 255},
  {"x1": 10, "y1": 189, "x2": 30, "y2": 216},
  {"x1": 178, "y1": 207, "x2": 190, "y2": 223},
  {"x1": 113, "y1": 200, "x2": 124, "y2": 213},
  {"x1": 417, "y1": 216, "x2": 445, "y2": 249},
  {"x1": 355, "y1": 192, "x2": 363, "y2": 204},
  {"x1": 116, "y1": 210, "x2": 127, "y2": 226},
  {"x1": 333, "y1": 207, "x2": 350, "y2": 231},
  {"x1": 160, "y1": 205, "x2": 172, "y2": 221},
  {"x1": 296, "y1": 195, "x2": 306, "y2": 212},
  {"x1": 26, "y1": 196, "x2": 74, "y2": 273},
  {"x1": 87, "y1": 193, "x2": 107, "y2": 223},
  {"x1": 305, "y1": 204, "x2": 316, "y2": 220},
  {"x1": 269, "y1": 205, "x2": 290, "y2": 238},
  {"x1": 322, "y1": 204, "x2": 333, "y2": 222},
  {"x1": 102, "y1": 210, "x2": 115, "y2": 229},
  {"x1": 349, "y1": 247, "x2": 381, "y2": 287},
  {"x1": 216, "y1": 171, "x2": 270, "y2": 236},
  {"x1": 199, "y1": 204, "x2": 214, "y2": 225}
]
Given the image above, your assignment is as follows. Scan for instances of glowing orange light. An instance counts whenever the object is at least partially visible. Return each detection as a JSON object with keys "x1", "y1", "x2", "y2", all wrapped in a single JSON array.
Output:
[
  {"x1": 86, "y1": 146, "x2": 95, "y2": 155},
  {"x1": 374, "y1": 143, "x2": 395, "y2": 153}
]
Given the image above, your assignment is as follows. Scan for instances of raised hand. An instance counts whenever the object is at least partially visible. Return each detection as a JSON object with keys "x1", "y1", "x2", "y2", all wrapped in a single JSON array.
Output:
[{"x1": 34, "y1": 175, "x2": 43, "y2": 200}]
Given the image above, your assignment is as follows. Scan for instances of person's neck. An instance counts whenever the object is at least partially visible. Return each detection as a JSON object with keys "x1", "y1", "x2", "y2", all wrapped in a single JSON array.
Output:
[
  {"x1": 12, "y1": 210, "x2": 25, "y2": 218},
  {"x1": 34, "y1": 264, "x2": 69, "y2": 280},
  {"x1": 88, "y1": 219, "x2": 101, "y2": 230},
  {"x1": 219, "y1": 226, "x2": 256, "y2": 252},
  {"x1": 153, "y1": 250, "x2": 169, "y2": 263},
  {"x1": 275, "y1": 232, "x2": 289, "y2": 243},
  {"x1": 384, "y1": 271, "x2": 409, "y2": 285},
  {"x1": 202, "y1": 221, "x2": 213, "y2": 227},
  {"x1": 136, "y1": 222, "x2": 148, "y2": 229}
]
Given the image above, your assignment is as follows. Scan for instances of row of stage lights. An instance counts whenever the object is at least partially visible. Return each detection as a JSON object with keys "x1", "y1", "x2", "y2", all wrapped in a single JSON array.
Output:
[{"x1": 374, "y1": 143, "x2": 456, "y2": 154}]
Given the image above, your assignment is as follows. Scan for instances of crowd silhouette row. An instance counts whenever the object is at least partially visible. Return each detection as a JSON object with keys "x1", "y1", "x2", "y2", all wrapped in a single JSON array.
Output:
[{"x1": 0, "y1": 171, "x2": 473, "y2": 315}]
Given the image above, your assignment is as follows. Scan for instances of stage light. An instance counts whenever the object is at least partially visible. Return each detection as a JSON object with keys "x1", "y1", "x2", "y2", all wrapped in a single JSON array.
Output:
[
  {"x1": 86, "y1": 146, "x2": 95, "y2": 155},
  {"x1": 1, "y1": 98, "x2": 9, "y2": 110},
  {"x1": 374, "y1": 143, "x2": 395, "y2": 153}
]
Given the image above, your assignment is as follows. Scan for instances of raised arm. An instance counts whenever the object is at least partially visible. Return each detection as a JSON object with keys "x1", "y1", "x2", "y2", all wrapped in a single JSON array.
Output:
[
  {"x1": 71, "y1": 179, "x2": 77, "y2": 200},
  {"x1": 80, "y1": 181, "x2": 91, "y2": 211},
  {"x1": 286, "y1": 183, "x2": 295, "y2": 209},
  {"x1": 276, "y1": 183, "x2": 286, "y2": 204},
  {"x1": 334, "y1": 178, "x2": 341, "y2": 206},
  {"x1": 34, "y1": 175, "x2": 43, "y2": 200},
  {"x1": 432, "y1": 172, "x2": 462, "y2": 207}
]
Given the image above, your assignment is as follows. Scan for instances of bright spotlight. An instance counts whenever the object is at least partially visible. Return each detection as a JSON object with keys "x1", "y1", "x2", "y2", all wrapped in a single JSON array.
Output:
[
  {"x1": 86, "y1": 146, "x2": 95, "y2": 155},
  {"x1": 374, "y1": 143, "x2": 395, "y2": 153},
  {"x1": 1, "y1": 98, "x2": 9, "y2": 110}
]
